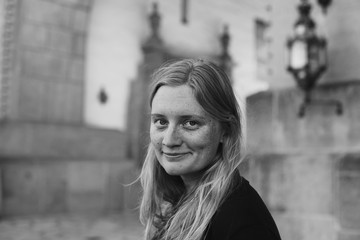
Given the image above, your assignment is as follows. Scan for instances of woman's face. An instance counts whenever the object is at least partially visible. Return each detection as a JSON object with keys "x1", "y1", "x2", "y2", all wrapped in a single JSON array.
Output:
[{"x1": 150, "y1": 85, "x2": 223, "y2": 188}]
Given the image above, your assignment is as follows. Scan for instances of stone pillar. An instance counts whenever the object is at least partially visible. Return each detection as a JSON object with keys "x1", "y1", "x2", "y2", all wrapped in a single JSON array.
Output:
[
  {"x1": 217, "y1": 25, "x2": 234, "y2": 82},
  {"x1": 0, "y1": 0, "x2": 19, "y2": 217},
  {"x1": 1, "y1": 0, "x2": 17, "y2": 121},
  {"x1": 127, "y1": 3, "x2": 166, "y2": 166}
]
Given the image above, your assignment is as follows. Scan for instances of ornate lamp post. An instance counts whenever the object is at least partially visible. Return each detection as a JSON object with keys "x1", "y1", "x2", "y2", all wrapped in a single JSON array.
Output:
[
  {"x1": 287, "y1": 0, "x2": 342, "y2": 117},
  {"x1": 219, "y1": 25, "x2": 233, "y2": 81}
]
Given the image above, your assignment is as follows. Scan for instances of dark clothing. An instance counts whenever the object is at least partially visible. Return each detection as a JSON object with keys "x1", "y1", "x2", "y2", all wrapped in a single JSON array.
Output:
[{"x1": 204, "y1": 177, "x2": 282, "y2": 240}]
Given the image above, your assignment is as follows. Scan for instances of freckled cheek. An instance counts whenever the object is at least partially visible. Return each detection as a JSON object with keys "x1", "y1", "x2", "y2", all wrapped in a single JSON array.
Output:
[
  {"x1": 184, "y1": 135, "x2": 217, "y2": 151},
  {"x1": 187, "y1": 127, "x2": 220, "y2": 148},
  {"x1": 192, "y1": 140, "x2": 218, "y2": 153}
]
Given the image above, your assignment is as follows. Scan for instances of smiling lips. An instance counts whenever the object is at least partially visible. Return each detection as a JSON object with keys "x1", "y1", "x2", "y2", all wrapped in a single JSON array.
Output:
[{"x1": 163, "y1": 152, "x2": 190, "y2": 160}]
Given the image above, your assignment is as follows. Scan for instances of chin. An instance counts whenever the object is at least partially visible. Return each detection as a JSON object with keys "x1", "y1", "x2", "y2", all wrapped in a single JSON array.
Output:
[
  {"x1": 163, "y1": 168, "x2": 184, "y2": 176},
  {"x1": 161, "y1": 164, "x2": 189, "y2": 176}
]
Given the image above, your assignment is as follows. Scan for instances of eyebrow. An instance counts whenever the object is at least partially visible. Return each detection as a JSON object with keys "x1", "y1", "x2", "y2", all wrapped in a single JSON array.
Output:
[
  {"x1": 150, "y1": 113, "x2": 207, "y2": 121},
  {"x1": 150, "y1": 113, "x2": 163, "y2": 117}
]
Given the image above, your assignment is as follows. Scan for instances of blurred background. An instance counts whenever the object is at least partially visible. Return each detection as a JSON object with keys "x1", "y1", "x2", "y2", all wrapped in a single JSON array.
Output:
[{"x1": 0, "y1": 0, "x2": 359, "y2": 239}]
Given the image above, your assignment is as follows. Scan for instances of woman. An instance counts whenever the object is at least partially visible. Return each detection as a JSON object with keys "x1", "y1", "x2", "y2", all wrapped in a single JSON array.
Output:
[{"x1": 139, "y1": 59, "x2": 281, "y2": 240}]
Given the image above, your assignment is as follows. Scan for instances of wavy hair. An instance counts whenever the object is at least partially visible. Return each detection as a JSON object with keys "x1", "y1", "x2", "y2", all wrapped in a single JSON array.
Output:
[{"x1": 139, "y1": 59, "x2": 244, "y2": 240}]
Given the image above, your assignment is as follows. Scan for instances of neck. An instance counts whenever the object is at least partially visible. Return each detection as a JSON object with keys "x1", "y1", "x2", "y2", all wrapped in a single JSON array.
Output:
[{"x1": 181, "y1": 174, "x2": 201, "y2": 193}]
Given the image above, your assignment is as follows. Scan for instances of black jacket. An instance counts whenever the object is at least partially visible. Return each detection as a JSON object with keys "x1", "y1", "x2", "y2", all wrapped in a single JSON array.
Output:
[{"x1": 204, "y1": 177, "x2": 282, "y2": 240}]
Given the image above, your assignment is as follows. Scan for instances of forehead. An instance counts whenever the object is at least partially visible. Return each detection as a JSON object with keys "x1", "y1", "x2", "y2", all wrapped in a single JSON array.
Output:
[{"x1": 151, "y1": 85, "x2": 206, "y2": 116}]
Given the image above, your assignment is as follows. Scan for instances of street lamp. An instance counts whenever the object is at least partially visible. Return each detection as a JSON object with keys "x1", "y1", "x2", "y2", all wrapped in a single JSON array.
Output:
[
  {"x1": 287, "y1": 0, "x2": 342, "y2": 117},
  {"x1": 219, "y1": 25, "x2": 233, "y2": 81}
]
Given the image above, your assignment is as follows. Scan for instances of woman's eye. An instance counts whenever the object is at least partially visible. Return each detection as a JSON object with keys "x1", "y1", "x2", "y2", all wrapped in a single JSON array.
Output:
[
  {"x1": 154, "y1": 119, "x2": 167, "y2": 127},
  {"x1": 183, "y1": 120, "x2": 199, "y2": 129}
]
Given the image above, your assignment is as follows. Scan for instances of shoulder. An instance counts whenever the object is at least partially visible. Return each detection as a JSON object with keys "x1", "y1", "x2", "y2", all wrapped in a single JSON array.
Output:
[{"x1": 204, "y1": 177, "x2": 281, "y2": 240}]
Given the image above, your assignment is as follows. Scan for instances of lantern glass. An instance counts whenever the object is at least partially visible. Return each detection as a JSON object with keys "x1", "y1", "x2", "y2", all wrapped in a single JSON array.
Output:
[
  {"x1": 295, "y1": 24, "x2": 306, "y2": 36},
  {"x1": 290, "y1": 39, "x2": 308, "y2": 69},
  {"x1": 309, "y1": 42, "x2": 320, "y2": 74}
]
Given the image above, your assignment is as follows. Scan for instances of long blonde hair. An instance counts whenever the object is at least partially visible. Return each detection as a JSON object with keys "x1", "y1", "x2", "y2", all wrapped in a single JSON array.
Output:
[{"x1": 139, "y1": 59, "x2": 243, "y2": 240}]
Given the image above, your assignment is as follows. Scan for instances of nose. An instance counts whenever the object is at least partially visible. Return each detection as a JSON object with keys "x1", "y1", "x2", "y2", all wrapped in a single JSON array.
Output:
[{"x1": 162, "y1": 125, "x2": 182, "y2": 147}]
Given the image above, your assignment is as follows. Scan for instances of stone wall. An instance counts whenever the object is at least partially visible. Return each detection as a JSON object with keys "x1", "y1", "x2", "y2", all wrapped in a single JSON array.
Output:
[
  {"x1": 246, "y1": 82, "x2": 360, "y2": 240},
  {"x1": 0, "y1": 0, "x2": 140, "y2": 217},
  {"x1": 7, "y1": 0, "x2": 92, "y2": 122},
  {"x1": 0, "y1": 122, "x2": 140, "y2": 217}
]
